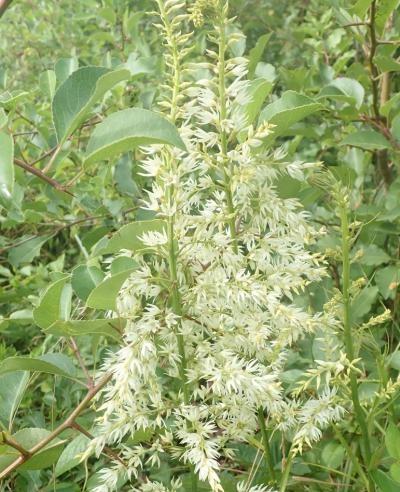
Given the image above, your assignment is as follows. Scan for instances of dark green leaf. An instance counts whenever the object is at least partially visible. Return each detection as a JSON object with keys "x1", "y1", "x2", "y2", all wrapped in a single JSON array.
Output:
[
  {"x1": 341, "y1": 130, "x2": 391, "y2": 151},
  {"x1": 71, "y1": 264, "x2": 104, "y2": 301},
  {"x1": 86, "y1": 269, "x2": 139, "y2": 310}
]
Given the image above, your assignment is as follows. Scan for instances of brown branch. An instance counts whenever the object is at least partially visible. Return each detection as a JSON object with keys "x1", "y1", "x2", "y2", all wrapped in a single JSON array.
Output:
[
  {"x1": 1, "y1": 432, "x2": 31, "y2": 458},
  {"x1": 70, "y1": 422, "x2": 125, "y2": 467},
  {"x1": 14, "y1": 158, "x2": 74, "y2": 196},
  {"x1": 0, "y1": 372, "x2": 112, "y2": 480},
  {"x1": 69, "y1": 338, "x2": 94, "y2": 389},
  {"x1": 0, "y1": 0, "x2": 14, "y2": 18}
]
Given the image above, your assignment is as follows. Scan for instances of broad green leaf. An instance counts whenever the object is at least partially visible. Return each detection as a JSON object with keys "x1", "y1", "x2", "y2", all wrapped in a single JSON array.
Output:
[
  {"x1": 321, "y1": 442, "x2": 345, "y2": 469},
  {"x1": 390, "y1": 463, "x2": 400, "y2": 483},
  {"x1": 236, "y1": 78, "x2": 273, "y2": 132},
  {"x1": 259, "y1": 91, "x2": 323, "y2": 134},
  {"x1": 8, "y1": 235, "x2": 53, "y2": 267},
  {"x1": 84, "y1": 108, "x2": 186, "y2": 165},
  {"x1": 375, "y1": 54, "x2": 400, "y2": 73},
  {"x1": 0, "y1": 108, "x2": 7, "y2": 129},
  {"x1": 248, "y1": 33, "x2": 272, "y2": 79},
  {"x1": 86, "y1": 268, "x2": 139, "y2": 310},
  {"x1": 385, "y1": 424, "x2": 400, "y2": 460},
  {"x1": 376, "y1": 0, "x2": 400, "y2": 34},
  {"x1": 0, "y1": 428, "x2": 65, "y2": 472},
  {"x1": 372, "y1": 470, "x2": 400, "y2": 492},
  {"x1": 46, "y1": 319, "x2": 125, "y2": 340},
  {"x1": 0, "y1": 131, "x2": 13, "y2": 200},
  {"x1": 55, "y1": 434, "x2": 89, "y2": 477},
  {"x1": 39, "y1": 70, "x2": 56, "y2": 100},
  {"x1": 111, "y1": 256, "x2": 139, "y2": 275},
  {"x1": 358, "y1": 244, "x2": 391, "y2": 266},
  {"x1": 351, "y1": 286, "x2": 379, "y2": 321},
  {"x1": 0, "y1": 354, "x2": 77, "y2": 380},
  {"x1": 320, "y1": 77, "x2": 364, "y2": 108},
  {"x1": 33, "y1": 276, "x2": 71, "y2": 329},
  {"x1": 52, "y1": 66, "x2": 130, "y2": 144},
  {"x1": 0, "y1": 372, "x2": 29, "y2": 431},
  {"x1": 388, "y1": 351, "x2": 400, "y2": 371},
  {"x1": 350, "y1": 0, "x2": 373, "y2": 18},
  {"x1": 54, "y1": 57, "x2": 79, "y2": 86},
  {"x1": 391, "y1": 114, "x2": 400, "y2": 142},
  {"x1": 375, "y1": 266, "x2": 399, "y2": 299},
  {"x1": 71, "y1": 264, "x2": 104, "y2": 301},
  {"x1": 341, "y1": 130, "x2": 391, "y2": 151},
  {"x1": 100, "y1": 219, "x2": 167, "y2": 255}
]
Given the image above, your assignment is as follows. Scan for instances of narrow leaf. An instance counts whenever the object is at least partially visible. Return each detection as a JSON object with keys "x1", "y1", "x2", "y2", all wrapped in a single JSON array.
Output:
[
  {"x1": 0, "y1": 354, "x2": 77, "y2": 380},
  {"x1": 46, "y1": 319, "x2": 125, "y2": 340},
  {"x1": 33, "y1": 276, "x2": 71, "y2": 329},
  {"x1": 248, "y1": 33, "x2": 272, "y2": 79}
]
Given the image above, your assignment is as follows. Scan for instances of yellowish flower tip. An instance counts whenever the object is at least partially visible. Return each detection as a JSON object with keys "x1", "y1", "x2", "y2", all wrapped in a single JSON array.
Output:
[{"x1": 189, "y1": 0, "x2": 219, "y2": 27}]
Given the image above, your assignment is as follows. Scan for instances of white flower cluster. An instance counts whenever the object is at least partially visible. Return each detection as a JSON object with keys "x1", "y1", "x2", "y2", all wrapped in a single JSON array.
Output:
[{"x1": 89, "y1": 1, "x2": 342, "y2": 490}]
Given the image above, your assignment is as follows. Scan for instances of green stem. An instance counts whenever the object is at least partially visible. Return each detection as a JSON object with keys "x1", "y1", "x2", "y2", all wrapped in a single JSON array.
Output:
[
  {"x1": 340, "y1": 205, "x2": 374, "y2": 489},
  {"x1": 257, "y1": 408, "x2": 276, "y2": 483},
  {"x1": 279, "y1": 451, "x2": 294, "y2": 492}
]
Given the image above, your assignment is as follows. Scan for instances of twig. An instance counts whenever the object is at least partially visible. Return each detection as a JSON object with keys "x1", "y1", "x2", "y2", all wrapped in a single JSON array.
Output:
[
  {"x1": 42, "y1": 144, "x2": 62, "y2": 174},
  {"x1": 14, "y1": 159, "x2": 74, "y2": 196},
  {"x1": 70, "y1": 422, "x2": 125, "y2": 467},
  {"x1": 69, "y1": 338, "x2": 94, "y2": 389},
  {"x1": 0, "y1": 372, "x2": 112, "y2": 480},
  {"x1": 1, "y1": 432, "x2": 31, "y2": 458}
]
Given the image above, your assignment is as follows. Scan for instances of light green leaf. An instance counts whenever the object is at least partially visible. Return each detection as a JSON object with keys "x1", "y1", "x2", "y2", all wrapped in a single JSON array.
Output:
[
  {"x1": 54, "y1": 57, "x2": 79, "y2": 86},
  {"x1": 358, "y1": 244, "x2": 391, "y2": 266},
  {"x1": 321, "y1": 442, "x2": 345, "y2": 469},
  {"x1": 320, "y1": 77, "x2": 364, "y2": 108},
  {"x1": 375, "y1": 54, "x2": 400, "y2": 73},
  {"x1": 0, "y1": 108, "x2": 7, "y2": 130},
  {"x1": 0, "y1": 90, "x2": 29, "y2": 109},
  {"x1": 372, "y1": 470, "x2": 400, "y2": 492},
  {"x1": 84, "y1": 108, "x2": 186, "y2": 166},
  {"x1": 236, "y1": 78, "x2": 273, "y2": 131},
  {"x1": 259, "y1": 91, "x2": 323, "y2": 134},
  {"x1": 375, "y1": 266, "x2": 399, "y2": 299},
  {"x1": 351, "y1": 286, "x2": 379, "y2": 321},
  {"x1": 385, "y1": 424, "x2": 400, "y2": 460},
  {"x1": 350, "y1": 0, "x2": 373, "y2": 18},
  {"x1": 341, "y1": 130, "x2": 391, "y2": 151},
  {"x1": 390, "y1": 463, "x2": 400, "y2": 483},
  {"x1": 248, "y1": 33, "x2": 272, "y2": 79},
  {"x1": 391, "y1": 114, "x2": 400, "y2": 142},
  {"x1": 376, "y1": 0, "x2": 400, "y2": 34},
  {"x1": 39, "y1": 70, "x2": 56, "y2": 100},
  {"x1": 0, "y1": 372, "x2": 29, "y2": 431},
  {"x1": 86, "y1": 268, "x2": 139, "y2": 310},
  {"x1": 8, "y1": 235, "x2": 53, "y2": 267},
  {"x1": 0, "y1": 428, "x2": 65, "y2": 472},
  {"x1": 46, "y1": 319, "x2": 125, "y2": 340},
  {"x1": 33, "y1": 276, "x2": 71, "y2": 329},
  {"x1": 100, "y1": 219, "x2": 167, "y2": 255},
  {"x1": 71, "y1": 264, "x2": 104, "y2": 301},
  {"x1": 52, "y1": 66, "x2": 130, "y2": 144},
  {"x1": 0, "y1": 354, "x2": 77, "y2": 380},
  {"x1": 55, "y1": 434, "x2": 89, "y2": 477},
  {"x1": 0, "y1": 131, "x2": 13, "y2": 200}
]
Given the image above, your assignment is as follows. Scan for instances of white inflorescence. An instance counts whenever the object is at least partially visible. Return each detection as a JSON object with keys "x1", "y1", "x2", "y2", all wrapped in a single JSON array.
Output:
[{"x1": 89, "y1": 1, "x2": 344, "y2": 490}]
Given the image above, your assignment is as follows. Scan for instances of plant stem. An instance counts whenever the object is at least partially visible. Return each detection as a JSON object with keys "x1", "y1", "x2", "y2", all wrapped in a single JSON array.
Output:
[
  {"x1": 339, "y1": 204, "x2": 374, "y2": 490},
  {"x1": 257, "y1": 408, "x2": 276, "y2": 483},
  {"x1": 279, "y1": 450, "x2": 294, "y2": 492}
]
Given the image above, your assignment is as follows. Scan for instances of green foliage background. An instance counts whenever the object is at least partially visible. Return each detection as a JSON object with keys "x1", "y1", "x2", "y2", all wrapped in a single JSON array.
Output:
[{"x1": 1, "y1": 0, "x2": 400, "y2": 490}]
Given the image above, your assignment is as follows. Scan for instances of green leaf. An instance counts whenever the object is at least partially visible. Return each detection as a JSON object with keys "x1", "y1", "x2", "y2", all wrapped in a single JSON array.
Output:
[
  {"x1": 110, "y1": 256, "x2": 139, "y2": 275},
  {"x1": 0, "y1": 354, "x2": 77, "y2": 380},
  {"x1": 100, "y1": 219, "x2": 167, "y2": 255},
  {"x1": 86, "y1": 269, "x2": 139, "y2": 310},
  {"x1": 54, "y1": 57, "x2": 79, "y2": 86},
  {"x1": 248, "y1": 33, "x2": 272, "y2": 79},
  {"x1": 55, "y1": 434, "x2": 89, "y2": 477},
  {"x1": 71, "y1": 264, "x2": 104, "y2": 301},
  {"x1": 375, "y1": 54, "x2": 400, "y2": 73},
  {"x1": 375, "y1": 266, "x2": 399, "y2": 299},
  {"x1": 358, "y1": 244, "x2": 391, "y2": 266},
  {"x1": 0, "y1": 428, "x2": 65, "y2": 472},
  {"x1": 46, "y1": 319, "x2": 125, "y2": 340},
  {"x1": 320, "y1": 77, "x2": 364, "y2": 108},
  {"x1": 351, "y1": 286, "x2": 379, "y2": 321},
  {"x1": 8, "y1": 235, "x2": 53, "y2": 267},
  {"x1": 390, "y1": 463, "x2": 400, "y2": 483},
  {"x1": 236, "y1": 78, "x2": 273, "y2": 132},
  {"x1": 385, "y1": 424, "x2": 400, "y2": 460},
  {"x1": 350, "y1": 0, "x2": 373, "y2": 17},
  {"x1": 372, "y1": 470, "x2": 400, "y2": 492},
  {"x1": 84, "y1": 108, "x2": 186, "y2": 166},
  {"x1": 0, "y1": 372, "x2": 29, "y2": 431},
  {"x1": 376, "y1": 0, "x2": 400, "y2": 35},
  {"x1": 341, "y1": 130, "x2": 391, "y2": 151},
  {"x1": 0, "y1": 131, "x2": 13, "y2": 200},
  {"x1": 321, "y1": 442, "x2": 345, "y2": 469},
  {"x1": 0, "y1": 108, "x2": 7, "y2": 130},
  {"x1": 0, "y1": 90, "x2": 29, "y2": 109},
  {"x1": 259, "y1": 91, "x2": 323, "y2": 134},
  {"x1": 391, "y1": 114, "x2": 400, "y2": 142},
  {"x1": 33, "y1": 276, "x2": 71, "y2": 329},
  {"x1": 39, "y1": 70, "x2": 56, "y2": 100},
  {"x1": 388, "y1": 351, "x2": 400, "y2": 371},
  {"x1": 52, "y1": 66, "x2": 130, "y2": 144}
]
